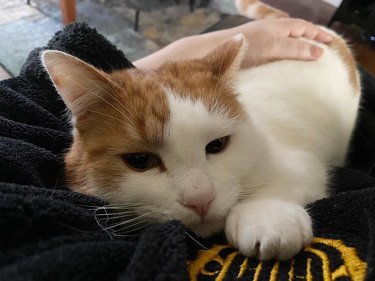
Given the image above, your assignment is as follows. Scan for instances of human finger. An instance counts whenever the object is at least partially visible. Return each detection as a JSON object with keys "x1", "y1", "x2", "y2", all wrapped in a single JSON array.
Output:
[
  {"x1": 270, "y1": 37, "x2": 324, "y2": 62},
  {"x1": 280, "y1": 18, "x2": 332, "y2": 43}
]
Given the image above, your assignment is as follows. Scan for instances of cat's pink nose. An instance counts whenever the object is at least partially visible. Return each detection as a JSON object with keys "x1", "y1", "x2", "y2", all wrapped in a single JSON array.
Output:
[{"x1": 180, "y1": 191, "x2": 215, "y2": 218}]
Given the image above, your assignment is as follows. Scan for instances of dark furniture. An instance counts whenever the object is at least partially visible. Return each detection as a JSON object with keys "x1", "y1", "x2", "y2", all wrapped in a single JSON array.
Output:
[{"x1": 329, "y1": 0, "x2": 375, "y2": 34}]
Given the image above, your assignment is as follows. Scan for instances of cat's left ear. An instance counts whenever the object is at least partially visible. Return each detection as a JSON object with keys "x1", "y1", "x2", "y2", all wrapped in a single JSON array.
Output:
[
  {"x1": 41, "y1": 50, "x2": 112, "y2": 117},
  {"x1": 202, "y1": 33, "x2": 247, "y2": 77}
]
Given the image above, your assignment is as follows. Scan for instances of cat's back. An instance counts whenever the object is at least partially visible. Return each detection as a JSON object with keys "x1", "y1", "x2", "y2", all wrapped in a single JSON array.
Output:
[{"x1": 236, "y1": 31, "x2": 361, "y2": 165}]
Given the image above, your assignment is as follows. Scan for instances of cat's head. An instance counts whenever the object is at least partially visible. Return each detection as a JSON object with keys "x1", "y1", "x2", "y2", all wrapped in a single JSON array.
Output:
[{"x1": 42, "y1": 35, "x2": 264, "y2": 236}]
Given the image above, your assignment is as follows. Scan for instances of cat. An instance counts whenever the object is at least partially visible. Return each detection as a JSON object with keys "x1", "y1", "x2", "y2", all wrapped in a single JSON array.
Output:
[
  {"x1": 42, "y1": 29, "x2": 360, "y2": 260},
  {"x1": 234, "y1": 0, "x2": 289, "y2": 19},
  {"x1": 195, "y1": 0, "x2": 289, "y2": 20}
]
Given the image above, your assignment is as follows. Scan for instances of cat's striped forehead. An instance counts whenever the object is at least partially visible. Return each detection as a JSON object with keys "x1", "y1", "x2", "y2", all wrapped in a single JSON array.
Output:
[
  {"x1": 106, "y1": 65, "x2": 244, "y2": 151},
  {"x1": 157, "y1": 60, "x2": 244, "y2": 121}
]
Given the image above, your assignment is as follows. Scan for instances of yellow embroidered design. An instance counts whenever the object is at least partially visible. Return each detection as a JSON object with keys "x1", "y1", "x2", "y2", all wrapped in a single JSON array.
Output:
[
  {"x1": 254, "y1": 262, "x2": 263, "y2": 281},
  {"x1": 287, "y1": 260, "x2": 295, "y2": 281},
  {"x1": 187, "y1": 237, "x2": 367, "y2": 281},
  {"x1": 269, "y1": 262, "x2": 279, "y2": 281},
  {"x1": 237, "y1": 257, "x2": 248, "y2": 278}
]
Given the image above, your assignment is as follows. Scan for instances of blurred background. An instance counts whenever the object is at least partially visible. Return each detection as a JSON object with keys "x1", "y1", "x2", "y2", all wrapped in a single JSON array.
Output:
[{"x1": 0, "y1": 0, "x2": 374, "y2": 79}]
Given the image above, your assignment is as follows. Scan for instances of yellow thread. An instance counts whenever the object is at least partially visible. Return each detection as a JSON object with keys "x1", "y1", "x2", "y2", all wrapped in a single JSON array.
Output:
[
  {"x1": 253, "y1": 262, "x2": 263, "y2": 281},
  {"x1": 288, "y1": 260, "x2": 295, "y2": 281},
  {"x1": 305, "y1": 246, "x2": 332, "y2": 281},
  {"x1": 187, "y1": 244, "x2": 229, "y2": 281},
  {"x1": 200, "y1": 254, "x2": 225, "y2": 276},
  {"x1": 187, "y1": 238, "x2": 367, "y2": 281},
  {"x1": 332, "y1": 265, "x2": 348, "y2": 280},
  {"x1": 306, "y1": 258, "x2": 313, "y2": 281},
  {"x1": 200, "y1": 268, "x2": 219, "y2": 276},
  {"x1": 237, "y1": 257, "x2": 248, "y2": 279},
  {"x1": 216, "y1": 252, "x2": 238, "y2": 281},
  {"x1": 270, "y1": 262, "x2": 280, "y2": 281},
  {"x1": 313, "y1": 238, "x2": 367, "y2": 281}
]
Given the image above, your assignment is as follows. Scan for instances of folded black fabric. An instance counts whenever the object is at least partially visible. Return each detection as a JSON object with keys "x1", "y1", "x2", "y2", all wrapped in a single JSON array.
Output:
[{"x1": 1, "y1": 22, "x2": 375, "y2": 281}]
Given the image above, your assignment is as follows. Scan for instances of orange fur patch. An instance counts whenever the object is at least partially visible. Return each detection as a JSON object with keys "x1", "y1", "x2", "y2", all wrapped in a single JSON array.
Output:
[
  {"x1": 236, "y1": 0, "x2": 258, "y2": 13},
  {"x1": 329, "y1": 37, "x2": 359, "y2": 91},
  {"x1": 65, "y1": 68, "x2": 170, "y2": 195},
  {"x1": 64, "y1": 37, "x2": 245, "y2": 197},
  {"x1": 255, "y1": 3, "x2": 289, "y2": 19},
  {"x1": 157, "y1": 61, "x2": 244, "y2": 120},
  {"x1": 66, "y1": 62, "x2": 245, "y2": 195},
  {"x1": 235, "y1": 0, "x2": 289, "y2": 20},
  {"x1": 156, "y1": 38, "x2": 245, "y2": 121}
]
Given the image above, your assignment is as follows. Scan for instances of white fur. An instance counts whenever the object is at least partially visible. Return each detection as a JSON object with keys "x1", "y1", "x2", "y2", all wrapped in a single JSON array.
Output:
[
  {"x1": 41, "y1": 30, "x2": 359, "y2": 260},
  {"x1": 114, "y1": 36, "x2": 360, "y2": 259},
  {"x1": 223, "y1": 38, "x2": 360, "y2": 259},
  {"x1": 102, "y1": 35, "x2": 360, "y2": 260},
  {"x1": 112, "y1": 91, "x2": 259, "y2": 236}
]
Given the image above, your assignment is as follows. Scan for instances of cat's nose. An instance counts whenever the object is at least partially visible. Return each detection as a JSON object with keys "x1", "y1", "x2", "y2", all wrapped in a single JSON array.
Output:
[{"x1": 180, "y1": 190, "x2": 215, "y2": 218}]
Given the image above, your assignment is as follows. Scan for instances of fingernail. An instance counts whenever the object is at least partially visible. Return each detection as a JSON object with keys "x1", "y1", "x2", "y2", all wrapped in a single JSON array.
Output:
[{"x1": 310, "y1": 45, "x2": 323, "y2": 59}]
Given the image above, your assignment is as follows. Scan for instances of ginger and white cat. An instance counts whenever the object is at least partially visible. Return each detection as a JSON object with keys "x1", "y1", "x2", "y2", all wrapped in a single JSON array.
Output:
[
  {"x1": 234, "y1": 0, "x2": 289, "y2": 20},
  {"x1": 197, "y1": 0, "x2": 289, "y2": 20},
  {"x1": 42, "y1": 30, "x2": 360, "y2": 260}
]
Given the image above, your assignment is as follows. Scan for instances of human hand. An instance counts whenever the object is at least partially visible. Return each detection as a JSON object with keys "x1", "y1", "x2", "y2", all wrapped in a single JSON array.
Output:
[{"x1": 229, "y1": 18, "x2": 333, "y2": 68}]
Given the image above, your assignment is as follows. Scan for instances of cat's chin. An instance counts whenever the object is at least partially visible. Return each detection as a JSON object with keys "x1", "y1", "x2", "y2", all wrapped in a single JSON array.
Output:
[{"x1": 188, "y1": 218, "x2": 225, "y2": 238}]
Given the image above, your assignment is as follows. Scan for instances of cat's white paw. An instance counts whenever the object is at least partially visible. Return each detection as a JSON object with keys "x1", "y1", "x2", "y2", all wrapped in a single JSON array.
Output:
[{"x1": 225, "y1": 199, "x2": 312, "y2": 260}]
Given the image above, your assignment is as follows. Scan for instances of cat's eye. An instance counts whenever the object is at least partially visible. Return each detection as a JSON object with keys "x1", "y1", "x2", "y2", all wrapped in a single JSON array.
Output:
[
  {"x1": 205, "y1": 136, "x2": 229, "y2": 154},
  {"x1": 122, "y1": 153, "x2": 161, "y2": 171}
]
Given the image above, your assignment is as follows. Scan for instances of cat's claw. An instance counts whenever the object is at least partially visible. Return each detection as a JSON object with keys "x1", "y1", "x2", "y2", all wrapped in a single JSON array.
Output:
[{"x1": 225, "y1": 199, "x2": 313, "y2": 260}]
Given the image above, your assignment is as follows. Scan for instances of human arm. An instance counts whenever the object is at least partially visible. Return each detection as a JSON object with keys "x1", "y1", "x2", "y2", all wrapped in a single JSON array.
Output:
[{"x1": 133, "y1": 18, "x2": 332, "y2": 69}]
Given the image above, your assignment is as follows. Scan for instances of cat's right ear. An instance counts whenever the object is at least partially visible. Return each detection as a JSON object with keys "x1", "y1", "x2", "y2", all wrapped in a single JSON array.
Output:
[
  {"x1": 41, "y1": 50, "x2": 112, "y2": 117},
  {"x1": 202, "y1": 34, "x2": 247, "y2": 77}
]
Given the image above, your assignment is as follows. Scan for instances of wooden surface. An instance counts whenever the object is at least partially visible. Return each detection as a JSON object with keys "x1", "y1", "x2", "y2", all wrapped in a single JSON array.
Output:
[{"x1": 60, "y1": 0, "x2": 76, "y2": 25}]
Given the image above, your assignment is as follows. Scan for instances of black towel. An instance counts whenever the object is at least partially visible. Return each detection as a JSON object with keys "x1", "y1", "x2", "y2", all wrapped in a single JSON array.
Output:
[{"x1": 1, "y1": 22, "x2": 375, "y2": 281}]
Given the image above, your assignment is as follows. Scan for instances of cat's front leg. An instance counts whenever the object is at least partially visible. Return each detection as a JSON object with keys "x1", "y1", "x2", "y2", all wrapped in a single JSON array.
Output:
[{"x1": 225, "y1": 198, "x2": 313, "y2": 260}]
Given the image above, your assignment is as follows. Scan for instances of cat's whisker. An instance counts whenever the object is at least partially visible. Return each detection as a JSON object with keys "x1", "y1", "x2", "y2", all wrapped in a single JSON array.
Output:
[
  {"x1": 94, "y1": 214, "x2": 136, "y2": 222},
  {"x1": 94, "y1": 212, "x2": 151, "y2": 238},
  {"x1": 94, "y1": 210, "x2": 138, "y2": 216},
  {"x1": 95, "y1": 214, "x2": 138, "y2": 222},
  {"x1": 112, "y1": 228, "x2": 147, "y2": 236},
  {"x1": 106, "y1": 202, "x2": 150, "y2": 207},
  {"x1": 99, "y1": 212, "x2": 152, "y2": 231},
  {"x1": 159, "y1": 214, "x2": 209, "y2": 250},
  {"x1": 185, "y1": 231, "x2": 209, "y2": 250},
  {"x1": 93, "y1": 204, "x2": 144, "y2": 210},
  {"x1": 91, "y1": 202, "x2": 149, "y2": 210},
  {"x1": 111, "y1": 220, "x2": 149, "y2": 234},
  {"x1": 77, "y1": 203, "x2": 106, "y2": 208},
  {"x1": 94, "y1": 214, "x2": 115, "y2": 240}
]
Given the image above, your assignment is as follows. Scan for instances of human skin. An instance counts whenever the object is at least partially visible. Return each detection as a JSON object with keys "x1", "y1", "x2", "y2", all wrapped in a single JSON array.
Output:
[{"x1": 133, "y1": 18, "x2": 333, "y2": 70}]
